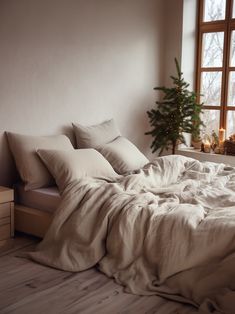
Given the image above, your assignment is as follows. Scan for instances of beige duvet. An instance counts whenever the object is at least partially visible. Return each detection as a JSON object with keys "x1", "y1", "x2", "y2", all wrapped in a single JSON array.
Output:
[{"x1": 30, "y1": 155, "x2": 235, "y2": 313}]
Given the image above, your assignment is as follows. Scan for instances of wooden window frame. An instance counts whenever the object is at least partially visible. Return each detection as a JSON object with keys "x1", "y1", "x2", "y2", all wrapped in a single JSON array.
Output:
[{"x1": 196, "y1": 0, "x2": 235, "y2": 131}]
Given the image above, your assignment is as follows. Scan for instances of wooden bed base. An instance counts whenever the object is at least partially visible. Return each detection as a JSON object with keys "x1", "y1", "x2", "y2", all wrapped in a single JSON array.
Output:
[{"x1": 14, "y1": 204, "x2": 52, "y2": 238}]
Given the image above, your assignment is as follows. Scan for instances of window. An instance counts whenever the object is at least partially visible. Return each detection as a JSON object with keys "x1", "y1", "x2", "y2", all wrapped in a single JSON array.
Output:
[{"x1": 197, "y1": 0, "x2": 235, "y2": 138}]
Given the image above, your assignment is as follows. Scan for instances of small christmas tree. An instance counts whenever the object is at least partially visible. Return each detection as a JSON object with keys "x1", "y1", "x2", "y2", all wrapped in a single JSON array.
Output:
[{"x1": 146, "y1": 58, "x2": 203, "y2": 155}]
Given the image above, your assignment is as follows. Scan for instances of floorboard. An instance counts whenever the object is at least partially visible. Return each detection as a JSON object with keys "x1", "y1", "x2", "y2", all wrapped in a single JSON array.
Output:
[{"x1": 0, "y1": 233, "x2": 198, "y2": 314}]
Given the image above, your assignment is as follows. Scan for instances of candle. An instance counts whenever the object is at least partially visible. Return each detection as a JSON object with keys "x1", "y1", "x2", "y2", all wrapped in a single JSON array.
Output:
[
  {"x1": 219, "y1": 128, "x2": 225, "y2": 143},
  {"x1": 204, "y1": 140, "x2": 211, "y2": 153}
]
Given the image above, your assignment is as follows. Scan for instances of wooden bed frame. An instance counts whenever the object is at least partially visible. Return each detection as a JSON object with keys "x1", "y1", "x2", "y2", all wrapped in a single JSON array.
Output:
[{"x1": 15, "y1": 204, "x2": 52, "y2": 238}]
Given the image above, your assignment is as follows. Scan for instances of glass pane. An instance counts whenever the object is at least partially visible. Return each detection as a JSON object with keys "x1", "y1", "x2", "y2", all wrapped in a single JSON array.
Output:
[
  {"x1": 227, "y1": 111, "x2": 235, "y2": 137},
  {"x1": 203, "y1": 0, "x2": 226, "y2": 21},
  {"x1": 201, "y1": 109, "x2": 220, "y2": 136},
  {"x1": 228, "y1": 72, "x2": 235, "y2": 106},
  {"x1": 230, "y1": 31, "x2": 235, "y2": 66},
  {"x1": 202, "y1": 32, "x2": 224, "y2": 67},
  {"x1": 233, "y1": 0, "x2": 235, "y2": 18},
  {"x1": 200, "y1": 72, "x2": 222, "y2": 106}
]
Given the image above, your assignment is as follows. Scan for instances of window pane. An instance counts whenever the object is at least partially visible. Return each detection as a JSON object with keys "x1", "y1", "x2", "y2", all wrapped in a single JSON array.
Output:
[
  {"x1": 201, "y1": 109, "x2": 220, "y2": 135},
  {"x1": 230, "y1": 31, "x2": 235, "y2": 66},
  {"x1": 200, "y1": 72, "x2": 222, "y2": 106},
  {"x1": 227, "y1": 111, "x2": 235, "y2": 136},
  {"x1": 203, "y1": 0, "x2": 226, "y2": 22},
  {"x1": 202, "y1": 32, "x2": 224, "y2": 67},
  {"x1": 233, "y1": 0, "x2": 235, "y2": 18},
  {"x1": 228, "y1": 72, "x2": 235, "y2": 106}
]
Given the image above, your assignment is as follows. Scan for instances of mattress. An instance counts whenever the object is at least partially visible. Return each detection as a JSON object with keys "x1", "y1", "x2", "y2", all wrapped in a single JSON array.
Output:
[{"x1": 14, "y1": 184, "x2": 61, "y2": 213}]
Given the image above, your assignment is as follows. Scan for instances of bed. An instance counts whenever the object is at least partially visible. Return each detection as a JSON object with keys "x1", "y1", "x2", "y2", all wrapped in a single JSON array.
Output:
[
  {"x1": 6, "y1": 122, "x2": 235, "y2": 314},
  {"x1": 14, "y1": 184, "x2": 60, "y2": 237},
  {"x1": 24, "y1": 154, "x2": 234, "y2": 314}
]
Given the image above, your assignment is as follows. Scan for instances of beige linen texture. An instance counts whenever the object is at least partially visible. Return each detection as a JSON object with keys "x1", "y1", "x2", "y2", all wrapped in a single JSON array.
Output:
[
  {"x1": 7, "y1": 132, "x2": 73, "y2": 190},
  {"x1": 72, "y1": 119, "x2": 120, "y2": 148},
  {"x1": 97, "y1": 136, "x2": 149, "y2": 174},
  {"x1": 29, "y1": 155, "x2": 235, "y2": 313},
  {"x1": 37, "y1": 148, "x2": 118, "y2": 193}
]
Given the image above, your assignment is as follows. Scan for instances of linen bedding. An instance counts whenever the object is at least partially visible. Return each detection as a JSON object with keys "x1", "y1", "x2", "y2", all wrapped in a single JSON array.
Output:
[{"x1": 29, "y1": 155, "x2": 235, "y2": 313}]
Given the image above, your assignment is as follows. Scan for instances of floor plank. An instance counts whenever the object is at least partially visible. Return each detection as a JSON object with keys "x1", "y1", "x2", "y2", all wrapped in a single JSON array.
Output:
[
  {"x1": 0, "y1": 234, "x2": 198, "y2": 314},
  {"x1": 0, "y1": 232, "x2": 38, "y2": 257}
]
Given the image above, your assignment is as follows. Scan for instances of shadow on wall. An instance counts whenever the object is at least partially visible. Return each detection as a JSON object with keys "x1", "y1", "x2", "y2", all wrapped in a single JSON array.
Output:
[
  {"x1": 122, "y1": 104, "x2": 153, "y2": 161},
  {"x1": 0, "y1": 132, "x2": 19, "y2": 187},
  {"x1": 61, "y1": 125, "x2": 76, "y2": 148}
]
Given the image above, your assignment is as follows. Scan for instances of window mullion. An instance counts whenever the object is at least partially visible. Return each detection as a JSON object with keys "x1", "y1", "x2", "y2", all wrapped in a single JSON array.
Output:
[{"x1": 222, "y1": 0, "x2": 233, "y2": 130}]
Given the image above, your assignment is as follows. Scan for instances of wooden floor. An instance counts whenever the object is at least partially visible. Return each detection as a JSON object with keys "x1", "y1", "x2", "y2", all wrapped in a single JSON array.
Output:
[{"x1": 0, "y1": 233, "x2": 198, "y2": 314}]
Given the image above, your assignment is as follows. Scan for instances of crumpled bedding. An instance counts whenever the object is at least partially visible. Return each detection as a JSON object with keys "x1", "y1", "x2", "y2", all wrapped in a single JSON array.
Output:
[{"x1": 29, "y1": 155, "x2": 235, "y2": 313}]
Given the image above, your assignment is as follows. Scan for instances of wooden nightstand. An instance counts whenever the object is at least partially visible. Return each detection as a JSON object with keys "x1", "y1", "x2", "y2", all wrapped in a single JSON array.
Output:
[{"x1": 0, "y1": 186, "x2": 14, "y2": 241}]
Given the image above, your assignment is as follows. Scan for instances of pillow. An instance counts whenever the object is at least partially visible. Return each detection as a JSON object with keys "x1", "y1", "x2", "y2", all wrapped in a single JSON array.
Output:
[
  {"x1": 97, "y1": 136, "x2": 149, "y2": 174},
  {"x1": 7, "y1": 132, "x2": 74, "y2": 190},
  {"x1": 72, "y1": 119, "x2": 121, "y2": 148},
  {"x1": 37, "y1": 148, "x2": 118, "y2": 193}
]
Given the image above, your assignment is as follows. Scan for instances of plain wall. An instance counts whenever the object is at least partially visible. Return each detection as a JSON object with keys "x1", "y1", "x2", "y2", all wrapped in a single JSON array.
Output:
[
  {"x1": 181, "y1": 0, "x2": 198, "y2": 88},
  {"x1": 162, "y1": 0, "x2": 183, "y2": 86},
  {"x1": 0, "y1": 0, "x2": 166, "y2": 186},
  {"x1": 162, "y1": 0, "x2": 197, "y2": 88}
]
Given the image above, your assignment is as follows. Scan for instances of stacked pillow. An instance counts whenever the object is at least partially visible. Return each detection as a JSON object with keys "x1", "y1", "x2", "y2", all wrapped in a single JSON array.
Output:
[
  {"x1": 37, "y1": 148, "x2": 118, "y2": 193},
  {"x1": 96, "y1": 136, "x2": 149, "y2": 174},
  {"x1": 72, "y1": 119, "x2": 121, "y2": 148},
  {"x1": 7, "y1": 132, "x2": 74, "y2": 190},
  {"x1": 73, "y1": 119, "x2": 149, "y2": 174},
  {"x1": 7, "y1": 119, "x2": 149, "y2": 192}
]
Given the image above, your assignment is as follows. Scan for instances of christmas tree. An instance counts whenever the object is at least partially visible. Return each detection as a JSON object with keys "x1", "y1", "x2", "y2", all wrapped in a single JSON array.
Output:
[{"x1": 146, "y1": 58, "x2": 203, "y2": 155}]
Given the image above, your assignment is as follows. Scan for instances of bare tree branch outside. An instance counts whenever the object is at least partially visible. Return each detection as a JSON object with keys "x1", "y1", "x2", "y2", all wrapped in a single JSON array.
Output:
[{"x1": 200, "y1": 0, "x2": 235, "y2": 138}]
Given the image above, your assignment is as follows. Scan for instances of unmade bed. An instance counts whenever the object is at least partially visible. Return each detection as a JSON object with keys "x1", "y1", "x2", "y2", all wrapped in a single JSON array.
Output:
[
  {"x1": 6, "y1": 127, "x2": 235, "y2": 314},
  {"x1": 26, "y1": 155, "x2": 235, "y2": 314}
]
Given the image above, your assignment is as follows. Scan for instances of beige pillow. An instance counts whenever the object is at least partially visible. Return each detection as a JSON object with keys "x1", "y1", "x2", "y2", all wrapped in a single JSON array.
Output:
[
  {"x1": 37, "y1": 148, "x2": 118, "y2": 193},
  {"x1": 97, "y1": 136, "x2": 149, "y2": 174},
  {"x1": 72, "y1": 119, "x2": 121, "y2": 148},
  {"x1": 7, "y1": 132, "x2": 74, "y2": 190}
]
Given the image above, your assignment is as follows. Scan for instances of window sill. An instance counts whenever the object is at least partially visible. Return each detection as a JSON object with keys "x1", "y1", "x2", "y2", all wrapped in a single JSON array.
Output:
[{"x1": 177, "y1": 147, "x2": 235, "y2": 167}]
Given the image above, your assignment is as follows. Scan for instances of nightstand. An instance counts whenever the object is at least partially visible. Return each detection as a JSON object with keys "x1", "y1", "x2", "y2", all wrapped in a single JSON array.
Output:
[{"x1": 0, "y1": 186, "x2": 14, "y2": 241}]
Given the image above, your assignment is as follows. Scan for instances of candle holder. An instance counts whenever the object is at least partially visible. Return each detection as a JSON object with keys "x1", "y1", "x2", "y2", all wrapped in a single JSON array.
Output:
[
  {"x1": 214, "y1": 146, "x2": 221, "y2": 154},
  {"x1": 201, "y1": 141, "x2": 211, "y2": 153},
  {"x1": 219, "y1": 141, "x2": 225, "y2": 154},
  {"x1": 204, "y1": 143, "x2": 211, "y2": 153}
]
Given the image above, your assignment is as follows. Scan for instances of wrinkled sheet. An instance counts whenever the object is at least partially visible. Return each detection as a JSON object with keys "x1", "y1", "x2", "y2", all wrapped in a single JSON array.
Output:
[{"x1": 29, "y1": 155, "x2": 235, "y2": 313}]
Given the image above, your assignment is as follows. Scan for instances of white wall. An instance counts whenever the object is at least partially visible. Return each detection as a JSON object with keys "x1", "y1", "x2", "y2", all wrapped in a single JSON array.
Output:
[
  {"x1": 163, "y1": 0, "x2": 183, "y2": 86},
  {"x1": 0, "y1": 0, "x2": 166, "y2": 186},
  {"x1": 181, "y1": 0, "x2": 198, "y2": 88},
  {"x1": 162, "y1": 0, "x2": 197, "y2": 88}
]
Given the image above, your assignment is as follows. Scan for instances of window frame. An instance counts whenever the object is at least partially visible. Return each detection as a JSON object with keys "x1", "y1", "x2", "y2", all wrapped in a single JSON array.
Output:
[{"x1": 196, "y1": 0, "x2": 235, "y2": 131}]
